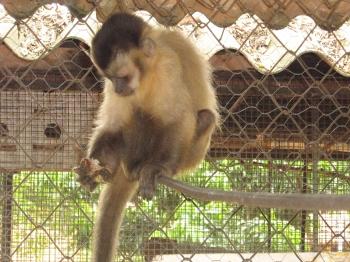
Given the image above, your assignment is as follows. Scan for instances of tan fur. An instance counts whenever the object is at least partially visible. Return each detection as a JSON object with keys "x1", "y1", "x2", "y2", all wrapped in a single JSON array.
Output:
[{"x1": 87, "y1": 19, "x2": 218, "y2": 262}]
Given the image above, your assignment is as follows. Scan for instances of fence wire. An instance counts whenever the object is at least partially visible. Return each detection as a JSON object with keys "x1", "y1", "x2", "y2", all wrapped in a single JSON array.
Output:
[{"x1": 1, "y1": 2, "x2": 350, "y2": 262}]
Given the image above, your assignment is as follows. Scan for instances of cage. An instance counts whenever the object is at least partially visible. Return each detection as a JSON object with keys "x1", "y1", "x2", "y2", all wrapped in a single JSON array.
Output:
[{"x1": 1, "y1": 1, "x2": 350, "y2": 262}]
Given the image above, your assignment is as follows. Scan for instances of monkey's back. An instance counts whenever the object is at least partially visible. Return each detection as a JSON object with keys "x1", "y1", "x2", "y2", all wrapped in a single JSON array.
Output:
[
  {"x1": 154, "y1": 29, "x2": 219, "y2": 170},
  {"x1": 157, "y1": 29, "x2": 218, "y2": 119}
]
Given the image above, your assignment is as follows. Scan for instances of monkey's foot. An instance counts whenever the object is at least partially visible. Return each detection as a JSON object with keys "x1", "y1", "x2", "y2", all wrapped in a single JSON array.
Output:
[
  {"x1": 138, "y1": 165, "x2": 169, "y2": 200},
  {"x1": 73, "y1": 158, "x2": 112, "y2": 191}
]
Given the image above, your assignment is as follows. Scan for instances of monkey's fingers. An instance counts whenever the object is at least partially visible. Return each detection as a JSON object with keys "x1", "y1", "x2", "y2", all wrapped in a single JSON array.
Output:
[
  {"x1": 82, "y1": 158, "x2": 114, "y2": 183},
  {"x1": 73, "y1": 158, "x2": 102, "y2": 191},
  {"x1": 93, "y1": 167, "x2": 113, "y2": 183},
  {"x1": 79, "y1": 177, "x2": 98, "y2": 192},
  {"x1": 81, "y1": 158, "x2": 102, "y2": 175},
  {"x1": 73, "y1": 165, "x2": 90, "y2": 180},
  {"x1": 75, "y1": 172, "x2": 98, "y2": 191},
  {"x1": 72, "y1": 166, "x2": 81, "y2": 174},
  {"x1": 73, "y1": 160, "x2": 90, "y2": 176}
]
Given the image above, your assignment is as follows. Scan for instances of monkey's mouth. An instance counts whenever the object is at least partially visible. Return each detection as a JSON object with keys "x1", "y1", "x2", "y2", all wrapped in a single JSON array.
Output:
[
  {"x1": 114, "y1": 86, "x2": 135, "y2": 96},
  {"x1": 113, "y1": 77, "x2": 135, "y2": 96}
]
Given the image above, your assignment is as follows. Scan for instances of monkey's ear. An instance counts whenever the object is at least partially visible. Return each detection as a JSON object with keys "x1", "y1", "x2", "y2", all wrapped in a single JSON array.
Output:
[{"x1": 141, "y1": 37, "x2": 156, "y2": 57}]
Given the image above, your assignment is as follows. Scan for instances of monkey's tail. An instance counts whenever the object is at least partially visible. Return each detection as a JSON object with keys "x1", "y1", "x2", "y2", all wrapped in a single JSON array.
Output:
[{"x1": 91, "y1": 168, "x2": 138, "y2": 262}]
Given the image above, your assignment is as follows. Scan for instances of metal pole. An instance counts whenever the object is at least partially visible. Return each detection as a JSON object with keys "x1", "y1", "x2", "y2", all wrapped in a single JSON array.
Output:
[
  {"x1": 1, "y1": 173, "x2": 13, "y2": 262},
  {"x1": 311, "y1": 97, "x2": 319, "y2": 251},
  {"x1": 267, "y1": 160, "x2": 272, "y2": 251},
  {"x1": 300, "y1": 160, "x2": 307, "y2": 251}
]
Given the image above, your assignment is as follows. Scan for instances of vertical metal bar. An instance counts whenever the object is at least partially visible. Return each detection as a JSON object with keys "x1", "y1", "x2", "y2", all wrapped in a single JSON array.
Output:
[
  {"x1": 311, "y1": 97, "x2": 319, "y2": 251},
  {"x1": 267, "y1": 160, "x2": 272, "y2": 252},
  {"x1": 1, "y1": 173, "x2": 13, "y2": 262},
  {"x1": 300, "y1": 160, "x2": 307, "y2": 251},
  {"x1": 312, "y1": 145, "x2": 319, "y2": 251}
]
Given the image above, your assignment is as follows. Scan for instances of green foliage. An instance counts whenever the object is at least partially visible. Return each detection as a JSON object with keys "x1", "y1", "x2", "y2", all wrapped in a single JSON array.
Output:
[
  {"x1": 10, "y1": 171, "x2": 97, "y2": 261},
  {"x1": 5, "y1": 159, "x2": 350, "y2": 260}
]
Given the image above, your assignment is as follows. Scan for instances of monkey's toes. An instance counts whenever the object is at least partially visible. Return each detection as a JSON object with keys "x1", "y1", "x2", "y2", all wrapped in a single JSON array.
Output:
[
  {"x1": 138, "y1": 165, "x2": 164, "y2": 200},
  {"x1": 128, "y1": 166, "x2": 142, "y2": 181},
  {"x1": 139, "y1": 178, "x2": 156, "y2": 200}
]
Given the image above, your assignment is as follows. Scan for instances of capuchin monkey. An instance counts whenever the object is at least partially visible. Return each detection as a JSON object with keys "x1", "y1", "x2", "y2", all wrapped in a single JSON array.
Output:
[{"x1": 73, "y1": 12, "x2": 218, "y2": 262}]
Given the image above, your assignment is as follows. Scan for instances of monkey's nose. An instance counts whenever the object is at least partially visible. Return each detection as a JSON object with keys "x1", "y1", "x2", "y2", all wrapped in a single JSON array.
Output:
[{"x1": 113, "y1": 78, "x2": 134, "y2": 96}]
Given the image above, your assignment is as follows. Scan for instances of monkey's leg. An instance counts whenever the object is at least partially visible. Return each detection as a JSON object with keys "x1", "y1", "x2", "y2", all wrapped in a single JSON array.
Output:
[
  {"x1": 137, "y1": 109, "x2": 216, "y2": 199},
  {"x1": 92, "y1": 168, "x2": 138, "y2": 262},
  {"x1": 136, "y1": 138, "x2": 181, "y2": 200},
  {"x1": 125, "y1": 149, "x2": 178, "y2": 200},
  {"x1": 74, "y1": 130, "x2": 124, "y2": 191}
]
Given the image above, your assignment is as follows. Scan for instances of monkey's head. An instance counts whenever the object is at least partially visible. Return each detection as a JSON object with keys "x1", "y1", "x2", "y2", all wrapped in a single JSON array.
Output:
[{"x1": 91, "y1": 13, "x2": 156, "y2": 96}]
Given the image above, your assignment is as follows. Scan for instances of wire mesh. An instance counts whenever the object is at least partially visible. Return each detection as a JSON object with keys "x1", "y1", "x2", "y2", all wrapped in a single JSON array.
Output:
[{"x1": 1, "y1": 2, "x2": 350, "y2": 262}]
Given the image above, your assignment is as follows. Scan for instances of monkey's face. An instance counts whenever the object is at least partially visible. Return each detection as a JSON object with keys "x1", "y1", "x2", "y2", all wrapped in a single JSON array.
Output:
[
  {"x1": 103, "y1": 52, "x2": 142, "y2": 96},
  {"x1": 102, "y1": 39, "x2": 154, "y2": 96},
  {"x1": 90, "y1": 13, "x2": 157, "y2": 96},
  {"x1": 91, "y1": 21, "x2": 156, "y2": 97}
]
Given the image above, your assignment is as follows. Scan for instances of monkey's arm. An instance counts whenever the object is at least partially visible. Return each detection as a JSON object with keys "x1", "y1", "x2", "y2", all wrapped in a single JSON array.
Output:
[
  {"x1": 74, "y1": 129, "x2": 125, "y2": 191},
  {"x1": 196, "y1": 109, "x2": 216, "y2": 137}
]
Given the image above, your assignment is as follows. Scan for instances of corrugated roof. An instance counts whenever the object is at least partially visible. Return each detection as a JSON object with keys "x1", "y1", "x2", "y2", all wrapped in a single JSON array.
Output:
[
  {"x1": 2, "y1": 2, "x2": 350, "y2": 75},
  {"x1": 2, "y1": 0, "x2": 350, "y2": 30}
]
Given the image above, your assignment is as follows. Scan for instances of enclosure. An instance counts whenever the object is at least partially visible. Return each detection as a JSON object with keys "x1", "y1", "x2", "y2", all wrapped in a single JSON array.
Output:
[{"x1": 1, "y1": 1, "x2": 350, "y2": 261}]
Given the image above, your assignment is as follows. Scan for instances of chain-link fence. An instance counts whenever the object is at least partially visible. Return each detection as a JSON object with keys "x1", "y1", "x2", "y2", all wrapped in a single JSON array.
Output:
[{"x1": 1, "y1": 1, "x2": 350, "y2": 262}]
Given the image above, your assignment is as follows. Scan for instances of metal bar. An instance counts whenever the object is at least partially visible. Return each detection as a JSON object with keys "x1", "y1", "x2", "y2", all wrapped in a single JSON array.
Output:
[
  {"x1": 158, "y1": 176, "x2": 350, "y2": 211},
  {"x1": 300, "y1": 160, "x2": 308, "y2": 251},
  {"x1": 1, "y1": 173, "x2": 13, "y2": 262},
  {"x1": 311, "y1": 97, "x2": 320, "y2": 251},
  {"x1": 267, "y1": 160, "x2": 272, "y2": 251}
]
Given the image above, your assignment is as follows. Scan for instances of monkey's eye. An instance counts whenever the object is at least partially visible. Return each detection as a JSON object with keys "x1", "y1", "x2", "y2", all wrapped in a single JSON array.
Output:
[
  {"x1": 112, "y1": 76, "x2": 129, "y2": 82},
  {"x1": 117, "y1": 76, "x2": 129, "y2": 81}
]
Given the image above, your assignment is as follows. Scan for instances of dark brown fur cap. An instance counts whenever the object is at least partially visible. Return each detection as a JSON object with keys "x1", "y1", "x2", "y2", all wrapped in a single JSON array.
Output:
[{"x1": 91, "y1": 13, "x2": 145, "y2": 70}]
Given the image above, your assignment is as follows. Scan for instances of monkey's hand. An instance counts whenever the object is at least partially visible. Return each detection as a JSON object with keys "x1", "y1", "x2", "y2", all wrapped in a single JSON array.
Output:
[
  {"x1": 137, "y1": 165, "x2": 171, "y2": 200},
  {"x1": 73, "y1": 158, "x2": 113, "y2": 191}
]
